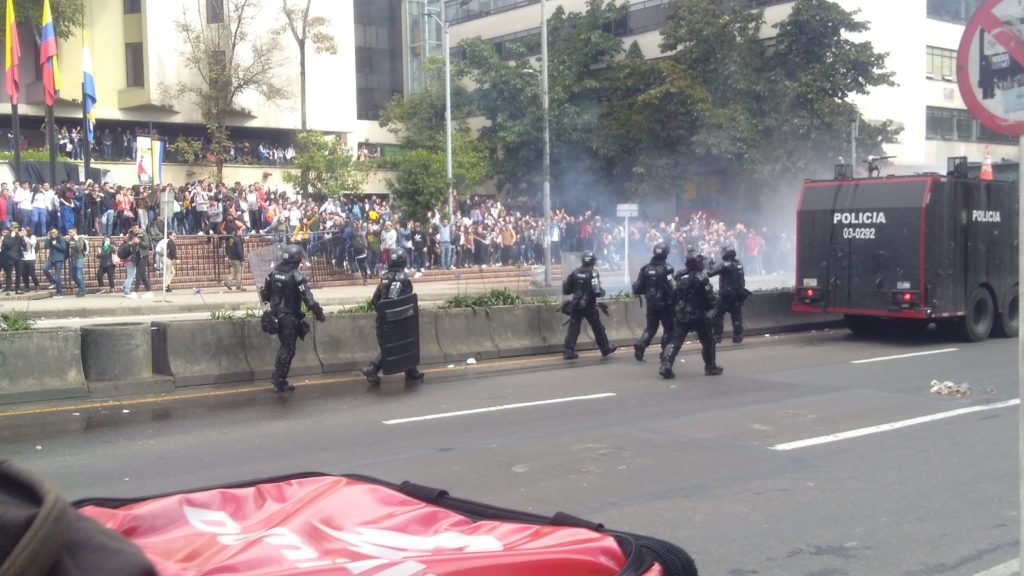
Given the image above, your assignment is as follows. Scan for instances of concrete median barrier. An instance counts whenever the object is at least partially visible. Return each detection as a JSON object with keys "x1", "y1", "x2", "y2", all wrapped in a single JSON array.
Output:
[
  {"x1": 316, "y1": 313, "x2": 379, "y2": 373},
  {"x1": 435, "y1": 308, "x2": 498, "y2": 362},
  {"x1": 152, "y1": 320, "x2": 252, "y2": 387},
  {"x1": 601, "y1": 300, "x2": 636, "y2": 347},
  {"x1": 243, "y1": 319, "x2": 322, "y2": 382},
  {"x1": 737, "y1": 291, "x2": 843, "y2": 337},
  {"x1": 537, "y1": 303, "x2": 595, "y2": 353},
  {"x1": 487, "y1": 305, "x2": 548, "y2": 357},
  {"x1": 80, "y1": 322, "x2": 174, "y2": 397},
  {"x1": 418, "y1": 309, "x2": 445, "y2": 366},
  {"x1": 0, "y1": 328, "x2": 88, "y2": 405}
]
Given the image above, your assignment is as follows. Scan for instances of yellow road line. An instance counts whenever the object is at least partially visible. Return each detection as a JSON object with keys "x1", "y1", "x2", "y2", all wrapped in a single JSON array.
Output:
[{"x1": 0, "y1": 352, "x2": 573, "y2": 418}]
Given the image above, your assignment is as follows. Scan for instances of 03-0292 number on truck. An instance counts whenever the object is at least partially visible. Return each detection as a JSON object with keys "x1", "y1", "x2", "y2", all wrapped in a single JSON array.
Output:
[{"x1": 841, "y1": 227, "x2": 876, "y2": 239}]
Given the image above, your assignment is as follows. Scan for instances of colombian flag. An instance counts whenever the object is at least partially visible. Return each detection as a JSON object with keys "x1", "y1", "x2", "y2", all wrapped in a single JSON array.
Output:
[
  {"x1": 40, "y1": 0, "x2": 59, "y2": 106},
  {"x1": 83, "y1": 30, "x2": 96, "y2": 142},
  {"x1": 5, "y1": 0, "x2": 19, "y2": 105}
]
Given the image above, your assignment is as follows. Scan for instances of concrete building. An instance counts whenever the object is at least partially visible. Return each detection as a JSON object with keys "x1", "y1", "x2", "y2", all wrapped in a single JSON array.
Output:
[{"x1": 5, "y1": 0, "x2": 356, "y2": 135}]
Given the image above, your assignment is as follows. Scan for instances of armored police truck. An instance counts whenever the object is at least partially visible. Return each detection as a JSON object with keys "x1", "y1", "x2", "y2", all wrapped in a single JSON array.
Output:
[{"x1": 792, "y1": 171, "x2": 1018, "y2": 341}]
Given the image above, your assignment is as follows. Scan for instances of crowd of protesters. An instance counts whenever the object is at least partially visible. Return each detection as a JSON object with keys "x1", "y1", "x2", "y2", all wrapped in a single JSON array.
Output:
[{"x1": 0, "y1": 173, "x2": 790, "y2": 298}]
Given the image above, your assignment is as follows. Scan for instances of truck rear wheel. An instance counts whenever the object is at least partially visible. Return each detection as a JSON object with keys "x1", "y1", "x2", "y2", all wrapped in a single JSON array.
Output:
[
  {"x1": 957, "y1": 287, "x2": 994, "y2": 342},
  {"x1": 993, "y1": 287, "x2": 1019, "y2": 338}
]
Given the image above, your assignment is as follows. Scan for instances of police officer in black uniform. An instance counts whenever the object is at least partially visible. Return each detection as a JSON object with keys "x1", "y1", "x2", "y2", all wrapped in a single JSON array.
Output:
[
  {"x1": 362, "y1": 249, "x2": 425, "y2": 385},
  {"x1": 260, "y1": 244, "x2": 325, "y2": 393},
  {"x1": 659, "y1": 250, "x2": 723, "y2": 379},
  {"x1": 562, "y1": 251, "x2": 617, "y2": 360},
  {"x1": 708, "y1": 245, "x2": 748, "y2": 344},
  {"x1": 632, "y1": 242, "x2": 674, "y2": 361}
]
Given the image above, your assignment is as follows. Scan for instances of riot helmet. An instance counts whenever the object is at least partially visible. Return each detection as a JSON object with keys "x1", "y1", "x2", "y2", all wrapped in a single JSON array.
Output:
[
  {"x1": 279, "y1": 244, "x2": 305, "y2": 270},
  {"x1": 652, "y1": 242, "x2": 669, "y2": 261},
  {"x1": 389, "y1": 249, "x2": 408, "y2": 271},
  {"x1": 684, "y1": 249, "x2": 705, "y2": 272},
  {"x1": 721, "y1": 246, "x2": 737, "y2": 261},
  {"x1": 580, "y1": 251, "x2": 596, "y2": 267}
]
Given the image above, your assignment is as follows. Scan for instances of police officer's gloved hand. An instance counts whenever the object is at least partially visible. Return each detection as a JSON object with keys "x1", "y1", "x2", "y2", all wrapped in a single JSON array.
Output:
[{"x1": 312, "y1": 304, "x2": 326, "y2": 322}]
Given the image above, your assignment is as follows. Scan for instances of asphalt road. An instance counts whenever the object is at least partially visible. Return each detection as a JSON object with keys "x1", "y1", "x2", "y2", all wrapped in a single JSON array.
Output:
[{"x1": 0, "y1": 328, "x2": 1017, "y2": 576}]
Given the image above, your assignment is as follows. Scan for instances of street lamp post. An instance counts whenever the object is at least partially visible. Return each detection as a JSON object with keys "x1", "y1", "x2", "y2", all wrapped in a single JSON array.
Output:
[
  {"x1": 426, "y1": 5, "x2": 454, "y2": 220},
  {"x1": 541, "y1": 0, "x2": 551, "y2": 288}
]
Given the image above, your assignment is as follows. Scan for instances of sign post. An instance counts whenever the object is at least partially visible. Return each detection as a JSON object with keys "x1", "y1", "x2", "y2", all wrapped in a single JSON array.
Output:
[
  {"x1": 956, "y1": 2, "x2": 1024, "y2": 569},
  {"x1": 617, "y1": 203, "x2": 639, "y2": 287}
]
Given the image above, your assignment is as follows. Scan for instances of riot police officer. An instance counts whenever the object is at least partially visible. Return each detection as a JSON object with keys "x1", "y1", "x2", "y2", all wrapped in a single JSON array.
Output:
[
  {"x1": 659, "y1": 251, "x2": 723, "y2": 379},
  {"x1": 362, "y1": 249, "x2": 425, "y2": 385},
  {"x1": 708, "y1": 245, "x2": 748, "y2": 343},
  {"x1": 632, "y1": 242, "x2": 674, "y2": 361},
  {"x1": 562, "y1": 251, "x2": 616, "y2": 360},
  {"x1": 260, "y1": 244, "x2": 325, "y2": 393}
]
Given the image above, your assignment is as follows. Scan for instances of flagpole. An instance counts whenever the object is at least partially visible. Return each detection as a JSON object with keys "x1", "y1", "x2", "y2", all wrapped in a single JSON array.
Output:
[
  {"x1": 11, "y1": 102, "x2": 19, "y2": 179},
  {"x1": 82, "y1": 81, "x2": 90, "y2": 174},
  {"x1": 81, "y1": 79, "x2": 90, "y2": 231},
  {"x1": 46, "y1": 104, "x2": 55, "y2": 185}
]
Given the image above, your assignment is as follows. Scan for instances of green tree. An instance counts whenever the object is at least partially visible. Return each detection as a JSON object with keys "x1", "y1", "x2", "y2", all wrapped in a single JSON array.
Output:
[
  {"x1": 387, "y1": 131, "x2": 489, "y2": 221},
  {"x1": 459, "y1": 0, "x2": 626, "y2": 198},
  {"x1": 1, "y1": 0, "x2": 84, "y2": 45},
  {"x1": 277, "y1": 0, "x2": 338, "y2": 130},
  {"x1": 758, "y1": 0, "x2": 898, "y2": 178},
  {"x1": 170, "y1": 0, "x2": 289, "y2": 181},
  {"x1": 379, "y1": 56, "x2": 488, "y2": 217},
  {"x1": 283, "y1": 130, "x2": 370, "y2": 201},
  {"x1": 595, "y1": 0, "x2": 897, "y2": 198}
]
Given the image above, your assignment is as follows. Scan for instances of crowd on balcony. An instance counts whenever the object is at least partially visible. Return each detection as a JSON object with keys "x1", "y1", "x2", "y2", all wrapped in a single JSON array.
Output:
[{"x1": 6, "y1": 124, "x2": 296, "y2": 166}]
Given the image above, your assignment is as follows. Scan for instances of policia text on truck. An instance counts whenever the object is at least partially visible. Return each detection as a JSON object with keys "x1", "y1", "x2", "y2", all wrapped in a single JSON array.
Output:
[{"x1": 792, "y1": 158, "x2": 1018, "y2": 342}]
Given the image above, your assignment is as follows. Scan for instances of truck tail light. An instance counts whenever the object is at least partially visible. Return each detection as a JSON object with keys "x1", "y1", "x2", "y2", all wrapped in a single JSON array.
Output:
[
  {"x1": 892, "y1": 290, "x2": 920, "y2": 308},
  {"x1": 799, "y1": 287, "x2": 819, "y2": 303}
]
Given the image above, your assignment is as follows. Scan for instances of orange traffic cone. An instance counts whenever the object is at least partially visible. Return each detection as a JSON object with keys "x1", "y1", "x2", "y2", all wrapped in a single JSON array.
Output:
[{"x1": 980, "y1": 146, "x2": 993, "y2": 180}]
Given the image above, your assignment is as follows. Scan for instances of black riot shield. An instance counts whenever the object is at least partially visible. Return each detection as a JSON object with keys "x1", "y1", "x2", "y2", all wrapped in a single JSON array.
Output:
[{"x1": 375, "y1": 293, "x2": 420, "y2": 375}]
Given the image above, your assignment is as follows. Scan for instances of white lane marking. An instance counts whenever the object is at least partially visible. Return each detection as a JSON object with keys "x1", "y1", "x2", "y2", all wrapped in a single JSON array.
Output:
[
  {"x1": 850, "y1": 348, "x2": 959, "y2": 364},
  {"x1": 973, "y1": 559, "x2": 1019, "y2": 576},
  {"x1": 382, "y1": 393, "x2": 617, "y2": 425},
  {"x1": 770, "y1": 399, "x2": 1019, "y2": 451}
]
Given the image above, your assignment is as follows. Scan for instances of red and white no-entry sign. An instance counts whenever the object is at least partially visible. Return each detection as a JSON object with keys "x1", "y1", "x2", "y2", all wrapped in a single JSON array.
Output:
[{"x1": 957, "y1": 0, "x2": 1024, "y2": 137}]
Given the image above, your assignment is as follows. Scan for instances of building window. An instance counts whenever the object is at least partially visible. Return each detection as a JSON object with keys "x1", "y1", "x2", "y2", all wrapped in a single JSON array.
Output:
[
  {"x1": 926, "y1": 46, "x2": 956, "y2": 81},
  {"x1": 491, "y1": 27, "x2": 540, "y2": 60},
  {"x1": 722, "y1": 0, "x2": 795, "y2": 8},
  {"x1": 446, "y1": 0, "x2": 540, "y2": 25},
  {"x1": 125, "y1": 43, "x2": 144, "y2": 87},
  {"x1": 207, "y1": 0, "x2": 224, "y2": 24},
  {"x1": 926, "y1": 106, "x2": 1016, "y2": 143},
  {"x1": 124, "y1": 0, "x2": 141, "y2": 14},
  {"x1": 927, "y1": 0, "x2": 983, "y2": 24}
]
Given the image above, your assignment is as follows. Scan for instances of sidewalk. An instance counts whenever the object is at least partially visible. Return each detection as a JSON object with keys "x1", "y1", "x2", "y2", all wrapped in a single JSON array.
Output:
[
  {"x1": 1, "y1": 273, "x2": 791, "y2": 327},
  {"x1": 1, "y1": 273, "x2": 553, "y2": 324}
]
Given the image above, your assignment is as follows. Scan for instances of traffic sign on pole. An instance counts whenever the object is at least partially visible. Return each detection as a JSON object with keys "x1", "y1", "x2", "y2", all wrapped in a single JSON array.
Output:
[
  {"x1": 956, "y1": 0, "x2": 1024, "y2": 136},
  {"x1": 956, "y1": 4, "x2": 1024, "y2": 573}
]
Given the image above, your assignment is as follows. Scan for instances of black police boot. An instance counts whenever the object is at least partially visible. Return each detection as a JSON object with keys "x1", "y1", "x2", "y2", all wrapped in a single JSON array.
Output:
[
  {"x1": 405, "y1": 367, "x2": 425, "y2": 381},
  {"x1": 732, "y1": 335, "x2": 743, "y2": 344},
  {"x1": 361, "y1": 363, "x2": 382, "y2": 386},
  {"x1": 633, "y1": 342, "x2": 644, "y2": 361},
  {"x1": 659, "y1": 362, "x2": 675, "y2": 379},
  {"x1": 272, "y1": 379, "x2": 295, "y2": 393},
  {"x1": 563, "y1": 349, "x2": 578, "y2": 360},
  {"x1": 704, "y1": 365, "x2": 724, "y2": 376},
  {"x1": 601, "y1": 345, "x2": 617, "y2": 358}
]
